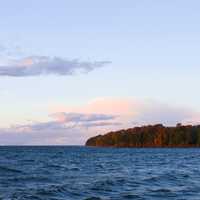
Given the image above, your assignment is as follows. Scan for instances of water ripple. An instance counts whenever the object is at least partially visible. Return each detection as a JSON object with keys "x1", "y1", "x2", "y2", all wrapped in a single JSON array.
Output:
[{"x1": 0, "y1": 147, "x2": 200, "y2": 199}]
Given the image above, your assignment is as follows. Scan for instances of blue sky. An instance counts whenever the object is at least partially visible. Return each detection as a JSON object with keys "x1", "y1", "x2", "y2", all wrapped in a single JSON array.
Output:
[{"x1": 0, "y1": 0, "x2": 200, "y2": 144}]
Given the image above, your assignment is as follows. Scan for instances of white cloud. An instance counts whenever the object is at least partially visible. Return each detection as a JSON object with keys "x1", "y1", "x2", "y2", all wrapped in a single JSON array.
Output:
[
  {"x1": 50, "y1": 112, "x2": 117, "y2": 123},
  {"x1": 0, "y1": 56, "x2": 111, "y2": 77}
]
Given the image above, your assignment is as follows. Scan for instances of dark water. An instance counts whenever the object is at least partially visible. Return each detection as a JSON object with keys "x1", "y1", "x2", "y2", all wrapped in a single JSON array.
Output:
[{"x1": 0, "y1": 147, "x2": 200, "y2": 200}]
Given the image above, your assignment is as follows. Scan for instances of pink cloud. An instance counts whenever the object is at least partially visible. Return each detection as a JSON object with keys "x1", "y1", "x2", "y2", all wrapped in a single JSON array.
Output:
[
  {"x1": 52, "y1": 98, "x2": 138, "y2": 115},
  {"x1": 51, "y1": 97, "x2": 200, "y2": 127},
  {"x1": 1, "y1": 97, "x2": 200, "y2": 145}
]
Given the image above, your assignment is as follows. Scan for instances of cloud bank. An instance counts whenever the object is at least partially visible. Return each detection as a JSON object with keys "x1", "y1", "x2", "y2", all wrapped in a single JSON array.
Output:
[
  {"x1": 54, "y1": 98, "x2": 200, "y2": 126},
  {"x1": 1, "y1": 98, "x2": 200, "y2": 145},
  {"x1": 0, "y1": 112, "x2": 119, "y2": 145},
  {"x1": 10, "y1": 112, "x2": 119, "y2": 132},
  {"x1": 0, "y1": 56, "x2": 110, "y2": 77}
]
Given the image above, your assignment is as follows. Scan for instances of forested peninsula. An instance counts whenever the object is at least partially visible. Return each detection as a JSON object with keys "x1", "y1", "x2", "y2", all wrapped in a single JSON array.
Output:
[{"x1": 85, "y1": 124, "x2": 200, "y2": 147}]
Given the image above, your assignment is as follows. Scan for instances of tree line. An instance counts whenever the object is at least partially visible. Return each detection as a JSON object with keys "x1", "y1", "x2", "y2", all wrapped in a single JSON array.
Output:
[{"x1": 85, "y1": 124, "x2": 200, "y2": 147}]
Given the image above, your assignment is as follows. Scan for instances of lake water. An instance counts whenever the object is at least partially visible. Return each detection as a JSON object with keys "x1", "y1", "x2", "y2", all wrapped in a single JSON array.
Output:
[{"x1": 0, "y1": 146, "x2": 200, "y2": 200}]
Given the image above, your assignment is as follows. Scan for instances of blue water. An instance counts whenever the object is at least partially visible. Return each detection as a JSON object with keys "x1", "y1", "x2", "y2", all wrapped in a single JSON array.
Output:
[{"x1": 0, "y1": 147, "x2": 200, "y2": 200}]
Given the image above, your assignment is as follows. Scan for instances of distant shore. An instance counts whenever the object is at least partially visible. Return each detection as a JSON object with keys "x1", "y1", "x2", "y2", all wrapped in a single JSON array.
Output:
[{"x1": 85, "y1": 124, "x2": 200, "y2": 147}]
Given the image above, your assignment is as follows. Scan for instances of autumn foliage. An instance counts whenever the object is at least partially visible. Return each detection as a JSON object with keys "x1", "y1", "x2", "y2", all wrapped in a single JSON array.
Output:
[{"x1": 85, "y1": 124, "x2": 200, "y2": 147}]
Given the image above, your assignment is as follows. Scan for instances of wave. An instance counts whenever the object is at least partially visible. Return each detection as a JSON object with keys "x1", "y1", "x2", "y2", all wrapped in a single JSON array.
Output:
[{"x1": 0, "y1": 166, "x2": 22, "y2": 174}]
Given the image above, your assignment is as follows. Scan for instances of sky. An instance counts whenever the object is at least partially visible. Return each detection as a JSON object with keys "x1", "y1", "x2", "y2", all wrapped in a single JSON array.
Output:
[{"x1": 0, "y1": 0, "x2": 200, "y2": 145}]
